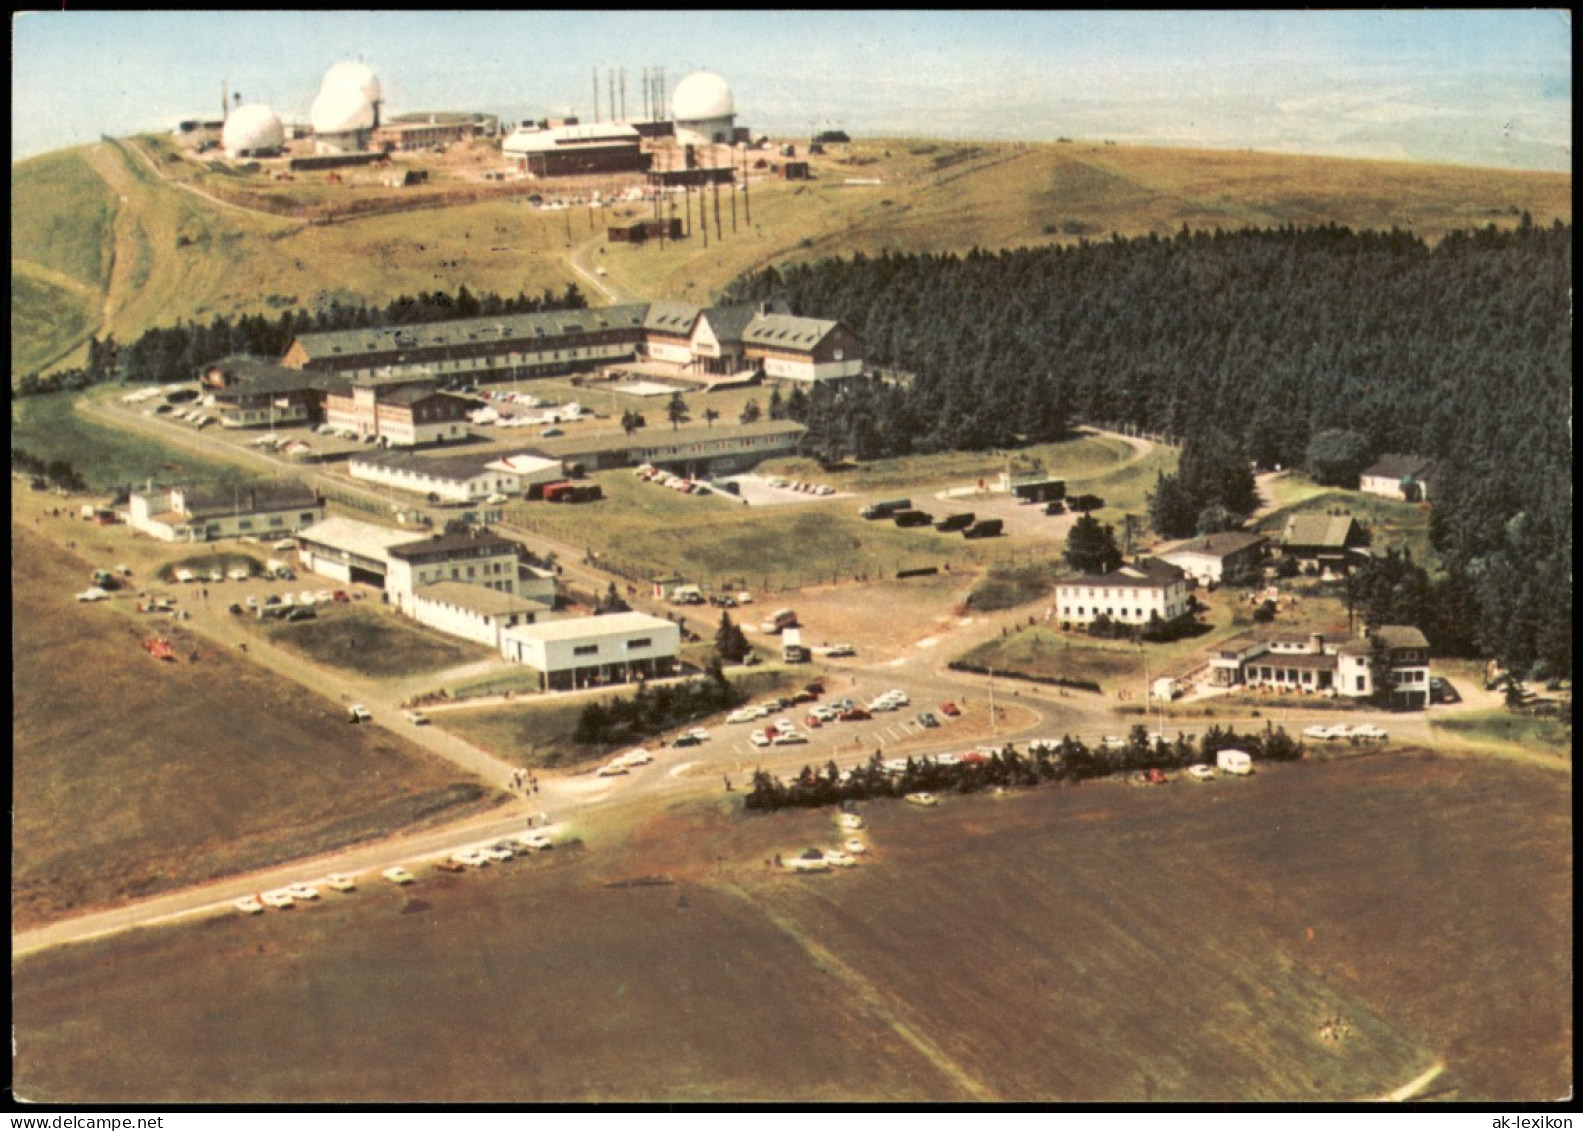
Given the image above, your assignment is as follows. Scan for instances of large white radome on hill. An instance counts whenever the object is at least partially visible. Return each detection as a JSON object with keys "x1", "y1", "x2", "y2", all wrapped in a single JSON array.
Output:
[
  {"x1": 672, "y1": 71, "x2": 734, "y2": 121},
  {"x1": 311, "y1": 84, "x2": 376, "y2": 134},
  {"x1": 320, "y1": 61, "x2": 382, "y2": 107},
  {"x1": 221, "y1": 104, "x2": 284, "y2": 157}
]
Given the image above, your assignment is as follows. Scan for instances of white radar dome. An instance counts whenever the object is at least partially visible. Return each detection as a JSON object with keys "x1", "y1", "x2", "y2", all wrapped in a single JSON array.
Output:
[
  {"x1": 321, "y1": 60, "x2": 382, "y2": 106},
  {"x1": 672, "y1": 71, "x2": 734, "y2": 122},
  {"x1": 311, "y1": 85, "x2": 376, "y2": 134},
  {"x1": 221, "y1": 104, "x2": 285, "y2": 157}
]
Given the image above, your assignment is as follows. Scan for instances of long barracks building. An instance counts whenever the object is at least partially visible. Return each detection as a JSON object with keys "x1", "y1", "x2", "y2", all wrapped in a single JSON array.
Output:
[{"x1": 279, "y1": 301, "x2": 864, "y2": 388}]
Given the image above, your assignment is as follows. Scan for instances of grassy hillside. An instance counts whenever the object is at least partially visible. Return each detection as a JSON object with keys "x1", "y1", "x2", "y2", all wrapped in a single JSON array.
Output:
[{"x1": 11, "y1": 133, "x2": 1571, "y2": 382}]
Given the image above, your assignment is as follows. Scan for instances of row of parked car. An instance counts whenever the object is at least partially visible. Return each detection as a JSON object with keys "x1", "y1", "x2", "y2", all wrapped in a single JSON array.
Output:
[
  {"x1": 635, "y1": 464, "x2": 712, "y2": 495},
  {"x1": 764, "y1": 476, "x2": 835, "y2": 497},
  {"x1": 1302, "y1": 722, "x2": 1390, "y2": 741}
]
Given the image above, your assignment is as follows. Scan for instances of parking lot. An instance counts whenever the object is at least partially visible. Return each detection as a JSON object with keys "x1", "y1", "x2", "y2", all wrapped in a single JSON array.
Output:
[{"x1": 719, "y1": 473, "x2": 850, "y2": 508}]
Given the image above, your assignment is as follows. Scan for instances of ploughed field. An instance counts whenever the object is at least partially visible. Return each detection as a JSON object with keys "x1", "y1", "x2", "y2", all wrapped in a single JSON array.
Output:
[
  {"x1": 12, "y1": 748, "x2": 1568, "y2": 1102},
  {"x1": 10, "y1": 523, "x2": 498, "y2": 929}
]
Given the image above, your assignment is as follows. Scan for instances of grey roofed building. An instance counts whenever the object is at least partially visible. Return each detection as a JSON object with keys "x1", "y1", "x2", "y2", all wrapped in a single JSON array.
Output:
[
  {"x1": 385, "y1": 529, "x2": 520, "y2": 563},
  {"x1": 414, "y1": 579, "x2": 550, "y2": 616},
  {"x1": 178, "y1": 480, "x2": 320, "y2": 520},
  {"x1": 353, "y1": 448, "x2": 499, "y2": 480},
  {"x1": 1167, "y1": 531, "x2": 1268, "y2": 557},
  {"x1": 1362, "y1": 453, "x2": 1434, "y2": 482},
  {"x1": 741, "y1": 313, "x2": 842, "y2": 349},
  {"x1": 1281, "y1": 513, "x2": 1364, "y2": 551},
  {"x1": 641, "y1": 300, "x2": 705, "y2": 334},
  {"x1": 284, "y1": 304, "x2": 651, "y2": 367},
  {"x1": 527, "y1": 419, "x2": 806, "y2": 461},
  {"x1": 1087, "y1": 557, "x2": 1188, "y2": 588},
  {"x1": 201, "y1": 355, "x2": 337, "y2": 393}
]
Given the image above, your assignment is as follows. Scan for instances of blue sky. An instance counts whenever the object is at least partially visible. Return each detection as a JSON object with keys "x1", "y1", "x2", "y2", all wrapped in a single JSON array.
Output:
[{"x1": 11, "y1": 10, "x2": 1572, "y2": 170}]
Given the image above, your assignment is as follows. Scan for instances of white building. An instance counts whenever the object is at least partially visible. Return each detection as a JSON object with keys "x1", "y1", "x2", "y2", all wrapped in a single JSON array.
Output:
[
  {"x1": 1207, "y1": 626, "x2": 1431, "y2": 709},
  {"x1": 348, "y1": 450, "x2": 563, "y2": 503},
  {"x1": 127, "y1": 482, "x2": 323, "y2": 543},
  {"x1": 1156, "y1": 532, "x2": 1268, "y2": 585},
  {"x1": 384, "y1": 530, "x2": 523, "y2": 613},
  {"x1": 671, "y1": 71, "x2": 735, "y2": 147},
  {"x1": 499, "y1": 611, "x2": 681, "y2": 691},
  {"x1": 296, "y1": 516, "x2": 425, "y2": 585},
  {"x1": 1055, "y1": 558, "x2": 1189, "y2": 627},
  {"x1": 1359, "y1": 454, "x2": 1433, "y2": 503},
  {"x1": 408, "y1": 577, "x2": 554, "y2": 648}
]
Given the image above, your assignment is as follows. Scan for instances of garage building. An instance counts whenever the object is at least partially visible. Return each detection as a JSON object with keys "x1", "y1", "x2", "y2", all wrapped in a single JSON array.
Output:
[{"x1": 499, "y1": 611, "x2": 680, "y2": 691}]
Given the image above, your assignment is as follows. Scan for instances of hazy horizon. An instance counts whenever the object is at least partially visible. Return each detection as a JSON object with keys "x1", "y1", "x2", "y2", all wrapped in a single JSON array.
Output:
[{"x1": 11, "y1": 10, "x2": 1572, "y2": 173}]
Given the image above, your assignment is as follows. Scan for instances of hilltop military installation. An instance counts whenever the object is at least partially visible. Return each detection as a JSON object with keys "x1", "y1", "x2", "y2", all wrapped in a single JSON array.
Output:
[{"x1": 181, "y1": 59, "x2": 761, "y2": 192}]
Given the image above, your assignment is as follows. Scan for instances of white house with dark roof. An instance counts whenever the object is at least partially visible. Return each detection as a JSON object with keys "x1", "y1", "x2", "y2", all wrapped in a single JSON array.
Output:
[
  {"x1": 1359, "y1": 453, "x2": 1434, "y2": 502},
  {"x1": 1055, "y1": 558, "x2": 1190, "y2": 627},
  {"x1": 408, "y1": 576, "x2": 555, "y2": 648},
  {"x1": 1157, "y1": 531, "x2": 1268, "y2": 585},
  {"x1": 348, "y1": 449, "x2": 563, "y2": 502},
  {"x1": 127, "y1": 481, "x2": 323, "y2": 543},
  {"x1": 384, "y1": 529, "x2": 524, "y2": 613}
]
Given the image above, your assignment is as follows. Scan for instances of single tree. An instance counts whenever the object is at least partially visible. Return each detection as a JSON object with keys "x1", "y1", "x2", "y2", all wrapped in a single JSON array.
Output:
[
  {"x1": 739, "y1": 398, "x2": 762, "y2": 425},
  {"x1": 703, "y1": 407, "x2": 720, "y2": 429},
  {"x1": 1064, "y1": 514, "x2": 1122, "y2": 574},
  {"x1": 666, "y1": 391, "x2": 690, "y2": 430}
]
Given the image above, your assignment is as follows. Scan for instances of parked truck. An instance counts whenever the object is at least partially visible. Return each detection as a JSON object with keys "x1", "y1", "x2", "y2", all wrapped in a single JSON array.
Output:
[
  {"x1": 1012, "y1": 478, "x2": 1067, "y2": 504},
  {"x1": 962, "y1": 519, "x2": 1004, "y2": 539},
  {"x1": 860, "y1": 498, "x2": 911, "y2": 521},
  {"x1": 892, "y1": 509, "x2": 933, "y2": 528},
  {"x1": 781, "y1": 627, "x2": 809, "y2": 663},
  {"x1": 935, "y1": 512, "x2": 975, "y2": 532}
]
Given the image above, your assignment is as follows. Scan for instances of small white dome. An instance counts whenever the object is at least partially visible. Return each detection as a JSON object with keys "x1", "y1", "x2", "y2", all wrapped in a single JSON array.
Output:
[
  {"x1": 321, "y1": 61, "x2": 382, "y2": 107},
  {"x1": 222, "y1": 104, "x2": 284, "y2": 157},
  {"x1": 311, "y1": 85, "x2": 375, "y2": 134},
  {"x1": 672, "y1": 71, "x2": 734, "y2": 122}
]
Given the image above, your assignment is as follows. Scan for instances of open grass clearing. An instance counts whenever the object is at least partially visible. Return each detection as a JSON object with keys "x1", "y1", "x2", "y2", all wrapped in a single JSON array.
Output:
[
  {"x1": 10, "y1": 391, "x2": 266, "y2": 493},
  {"x1": 1430, "y1": 709, "x2": 1572, "y2": 758},
  {"x1": 440, "y1": 669, "x2": 800, "y2": 769},
  {"x1": 508, "y1": 471, "x2": 1016, "y2": 590},
  {"x1": 10, "y1": 522, "x2": 500, "y2": 930},
  {"x1": 11, "y1": 269, "x2": 99, "y2": 374},
  {"x1": 261, "y1": 606, "x2": 491, "y2": 681},
  {"x1": 12, "y1": 751, "x2": 1568, "y2": 1101}
]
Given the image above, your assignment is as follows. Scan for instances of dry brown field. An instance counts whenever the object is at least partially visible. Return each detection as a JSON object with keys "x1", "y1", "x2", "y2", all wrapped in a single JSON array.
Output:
[
  {"x1": 12, "y1": 749, "x2": 1568, "y2": 1102},
  {"x1": 11, "y1": 522, "x2": 501, "y2": 929}
]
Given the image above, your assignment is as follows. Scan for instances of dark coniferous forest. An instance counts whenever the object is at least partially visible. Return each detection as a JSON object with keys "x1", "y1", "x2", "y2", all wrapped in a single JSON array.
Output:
[{"x1": 725, "y1": 221, "x2": 1571, "y2": 678}]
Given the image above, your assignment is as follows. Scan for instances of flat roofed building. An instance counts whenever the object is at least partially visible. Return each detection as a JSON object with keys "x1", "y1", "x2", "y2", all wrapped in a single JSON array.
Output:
[
  {"x1": 499, "y1": 611, "x2": 680, "y2": 691},
  {"x1": 531, "y1": 419, "x2": 806, "y2": 476},
  {"x1": 348, "y1": 449, "x2": 562, "y2": 503},
  {"x1": 296, "y1": 516, "x2": 425, "y2": 585},
  {"x1": 408, "y1": 576, "x2": 554, "y2": 648},
  {"x1": 128, "y1": 481, "x2": 323, "y2": 543},
  {"x1": 502, "y1": 122, "x2": 650, "y2": 177},
  {"x1": 1055, "y1": 558, "x2": 1189, "y2": 627},
  {"x1": 384, "y1": 529, "x2": 523, "y2": 613}
]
